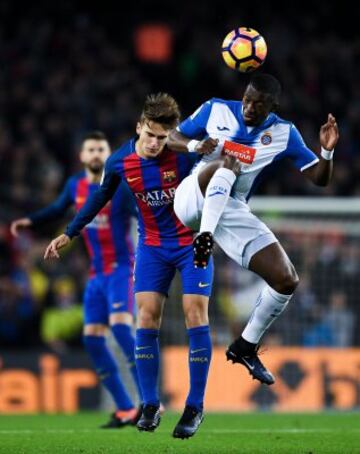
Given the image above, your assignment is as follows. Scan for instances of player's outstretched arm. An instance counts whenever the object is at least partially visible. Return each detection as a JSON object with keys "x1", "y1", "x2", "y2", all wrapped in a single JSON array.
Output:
[
  {"x1": 303, "y1": 113, "x2": 339, "y2": 186},
  {"x1": 10, "y1": 218, "x2": 32, "y2": 237},
  {"x1": 44, "y1": 234, "x2": 71, "y2": 259},
  {"x1": 168, "y1": 130, "x2": 218, "y2": 155},
  {"x1": 10, "y1": 180, "x2": 74, "y2": 237}
]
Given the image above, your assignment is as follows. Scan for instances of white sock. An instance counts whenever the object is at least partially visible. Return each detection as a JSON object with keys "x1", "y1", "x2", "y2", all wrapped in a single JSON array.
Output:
[
  {"x1": 199, "y1": 168, "x2": 236, "y2": 234},
  {"x1": 242, "y1": 285, "x2": 292, "y2": 344}
]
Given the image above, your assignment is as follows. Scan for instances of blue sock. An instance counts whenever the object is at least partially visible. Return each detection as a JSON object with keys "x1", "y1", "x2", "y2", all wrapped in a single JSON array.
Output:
[
  {"x1": 135, "y1": 328, "x2": 160, "y2": 406},
  {"x1": 83, "y1": 335, "x2": 134, "y2": 411},
  {"x1": 111, "y1": 323, "x2": 143, "y2": 402},
  {"x1": 186, "y1": 325, "x2": 212, "y2": 411}
]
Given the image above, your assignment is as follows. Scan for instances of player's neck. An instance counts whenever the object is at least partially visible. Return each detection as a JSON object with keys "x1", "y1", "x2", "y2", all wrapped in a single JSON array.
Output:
[
  {"x1": 85, "y1": 168, "x2": 102, "y2": 183},
  {"x1": 135, "y1": 139, "x2": 147, "y2": 159}
]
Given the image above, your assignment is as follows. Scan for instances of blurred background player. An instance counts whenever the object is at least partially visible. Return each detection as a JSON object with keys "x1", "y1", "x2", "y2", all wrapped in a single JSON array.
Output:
[
  {"x1": 43, "y1": 93, "x2": 214, "y2": 439},
  {"x1": 10, "y1": 131, "x2": 142, "y2": 428},
  {"x1": 169, "y1": 73, "x2": 339, "y2": 384}
]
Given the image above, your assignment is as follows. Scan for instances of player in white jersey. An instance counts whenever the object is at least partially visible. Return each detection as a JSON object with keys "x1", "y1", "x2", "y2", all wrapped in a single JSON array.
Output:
[{"x1": 168, "y1": 74, "x2": 339, "y2": 385}]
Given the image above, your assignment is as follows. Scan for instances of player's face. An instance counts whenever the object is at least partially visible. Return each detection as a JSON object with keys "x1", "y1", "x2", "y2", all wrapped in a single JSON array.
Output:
[
  {"x1": 80, "y1": 139, "x2": 111, "y2": 174},
  {"x1": 136, "y1": 121, "x2": 170, "y2": 158},
  {"x1": 242, "y1": 85, "x2": 274, "y2": 126}
]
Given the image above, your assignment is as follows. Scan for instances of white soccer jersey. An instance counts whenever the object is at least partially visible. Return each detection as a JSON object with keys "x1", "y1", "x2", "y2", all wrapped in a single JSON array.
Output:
[{"x1": 177, "y1": 98, "x2": 319, "y2": 202}]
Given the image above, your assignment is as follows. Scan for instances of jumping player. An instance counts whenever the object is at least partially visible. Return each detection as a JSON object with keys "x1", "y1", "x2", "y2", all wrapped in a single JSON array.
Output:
[{"x1": 168, "y1": 73, "x2": 339, "y2": 385}]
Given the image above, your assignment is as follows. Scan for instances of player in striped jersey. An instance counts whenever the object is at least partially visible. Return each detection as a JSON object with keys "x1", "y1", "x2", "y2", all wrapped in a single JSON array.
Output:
[
  {"x1": 11, "y1": 131, "x2": 142, "y2": 428},
  {"x1": 169, "y1": 74, "x2": 339, "y2": 385},
  {"x1": 44, "y1": 94, "x2": 214, "y2": 439}
]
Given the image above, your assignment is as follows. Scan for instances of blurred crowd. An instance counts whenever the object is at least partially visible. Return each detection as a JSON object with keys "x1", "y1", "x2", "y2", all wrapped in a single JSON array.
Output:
[
  {"x1": 0, "y1": 1, "x2": 359, "y2": 349},
  {"x1": 213, "y1": 228, "x2": 360, "y2": 347}
]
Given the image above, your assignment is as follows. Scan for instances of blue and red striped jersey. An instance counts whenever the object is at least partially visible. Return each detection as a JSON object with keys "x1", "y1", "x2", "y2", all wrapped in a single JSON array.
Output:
[
  {"x1": 66, "y1": 139, "x2": 197, "y2": 247},
  {"x1": 30, "y1": 171, "x2": 135, "y2": 276}
]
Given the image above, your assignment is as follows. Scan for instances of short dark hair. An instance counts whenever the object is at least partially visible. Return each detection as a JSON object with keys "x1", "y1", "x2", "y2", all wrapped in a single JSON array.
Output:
[
  {"x1": 249, "y1": 73, "x2": 282, "y2": 103},
  {"x1": 81, "y1": 131, "x2": 108, "y2": 143},
  {"x1": 140, "y1": 93, "x2": 181, "y2": 129}
]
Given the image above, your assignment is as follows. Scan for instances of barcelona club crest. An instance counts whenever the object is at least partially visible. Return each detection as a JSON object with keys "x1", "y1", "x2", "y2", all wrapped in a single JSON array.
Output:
[
  {"x1": 261, "y1": 132, "x2": 272, "y2": 145},
  {"x1": 163, "y1": 170, "x2": 177, "y2": 183}
]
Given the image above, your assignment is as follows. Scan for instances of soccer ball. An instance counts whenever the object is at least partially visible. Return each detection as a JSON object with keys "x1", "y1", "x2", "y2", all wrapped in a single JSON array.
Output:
[{"x1": 221, "y1": 27, "x2": 267, "y2": 73}]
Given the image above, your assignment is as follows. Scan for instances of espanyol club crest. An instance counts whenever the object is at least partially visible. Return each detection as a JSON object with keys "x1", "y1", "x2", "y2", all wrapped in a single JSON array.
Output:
[
  {"x1": 162, "y1": 170, "x2": 177, "y2": 183},
  {"x1": 261, "y1": 132, "x2": 272, "y2": 145}
]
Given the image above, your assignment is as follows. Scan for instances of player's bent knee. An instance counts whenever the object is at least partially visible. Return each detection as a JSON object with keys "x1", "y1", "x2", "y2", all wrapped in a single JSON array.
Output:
[
  {"x1": 274, "y1": 268, "x2": 299, "y2": 295},
  {"x1": 109, "y1": 312, "x2": 133, "y2": 326},
  {"x1": 137, "y1": 311, "x2": 162, "y2": 329},
  {"x1": 183, "y1": 300, "x2": 209, "y2": 328},
  {"x1": 222, "y1": 155, "x2": 241, "y2": 175},
  {"x1": 185, "y1": 313, "x2": 209, "y2": 328},
  {"x1": 83, "y1": 324, "x2": 108, "y2": 336}
]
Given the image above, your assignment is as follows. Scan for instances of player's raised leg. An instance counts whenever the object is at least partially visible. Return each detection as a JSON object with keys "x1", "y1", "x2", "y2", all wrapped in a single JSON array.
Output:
[
  {"x1": 227, "y1": 241, "x2": 299, "y2": 384},
  {"x1": 194, "y1": 157, "x2": 241, "y2": 268}
]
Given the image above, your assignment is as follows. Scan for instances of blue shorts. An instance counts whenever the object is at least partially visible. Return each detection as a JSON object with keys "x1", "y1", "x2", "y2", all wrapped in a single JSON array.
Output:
[
  {"x1": 83, "y1": 266, "x2": 135, "y2": 325},
  {"x1": 134, "y1": 244, "x2": 213, "y2": 297}
]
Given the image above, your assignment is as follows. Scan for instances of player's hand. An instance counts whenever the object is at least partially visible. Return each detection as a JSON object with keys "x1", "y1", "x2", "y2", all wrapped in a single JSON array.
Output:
[
  {"x1": 10, "y1": 218, "x2": 32, "y2": 237},
  {"x1": 44, "y1": 234, "x2": 71, "y2": 260},
  {"x1": 195, "y1": 138, "x2": 219, "y2": 155},
  {"x1": 320, "y1": 114, "x2": 339, "y2": 151}
]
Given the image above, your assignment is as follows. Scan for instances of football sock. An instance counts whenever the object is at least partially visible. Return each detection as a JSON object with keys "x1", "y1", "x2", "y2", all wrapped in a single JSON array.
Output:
[
  {"x1": 200, "y1": 168, "x2": 237, "y2": 234},
  {"x1": 229, "y1": 334, "x2": 257, "y2": 355},
  {"x1": 111, "y1": 323, "x2": 143, "y2": 402},
  {"x1": 186, "y1": 325, "x2": 212, "y2": 410},
  {"x1": 83, "y1": 335, "x2": 134, "y2": 410},
  {"x1": 242, "y1": 285, "x2": 292, "y2": 344},
  {"x1": 135, "y1": 328, "x2": 160, "y2": 406}
]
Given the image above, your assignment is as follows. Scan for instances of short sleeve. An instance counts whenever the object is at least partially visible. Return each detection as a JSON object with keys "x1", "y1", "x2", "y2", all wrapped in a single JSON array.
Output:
[
  {"x1": 177, "y1": 100, "x2": 213, "y2": 139},
  {"x1": 286, "y1": 125, "x2": 319, "y2": 171}
]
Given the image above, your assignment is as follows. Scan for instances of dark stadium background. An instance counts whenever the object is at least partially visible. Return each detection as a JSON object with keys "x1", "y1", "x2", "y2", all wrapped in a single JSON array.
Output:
[{"x1": 0, "y1": 0, "x2": 359, "y2": 415}]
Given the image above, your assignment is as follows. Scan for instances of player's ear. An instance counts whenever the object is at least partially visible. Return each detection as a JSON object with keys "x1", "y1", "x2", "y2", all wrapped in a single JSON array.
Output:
[
  {"x1": 79, "y1": 148, "x2": 85, "y2": 164},
  {"x1": 136, "y1": 122, "x2": 142, "y2": 135},
  {"x1": 268, "y1": 93, "x2": 280, "y2": 113},
  {"x1": 271, "y1": 101, "x2": 280, "y2": 113}
]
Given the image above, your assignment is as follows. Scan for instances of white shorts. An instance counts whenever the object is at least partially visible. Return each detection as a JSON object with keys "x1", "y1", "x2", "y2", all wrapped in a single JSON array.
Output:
[{"x1": 174, "y1": 174, "x2": 278, "y2": 269}]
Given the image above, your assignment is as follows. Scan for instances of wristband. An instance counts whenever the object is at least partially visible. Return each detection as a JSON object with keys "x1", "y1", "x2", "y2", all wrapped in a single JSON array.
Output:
[
  {"x1": 187, "y1": 139, "x2": 200, "y2": 153},
  {"x1": 320, "y1": 147, "x2": 334, "y2": 160}
]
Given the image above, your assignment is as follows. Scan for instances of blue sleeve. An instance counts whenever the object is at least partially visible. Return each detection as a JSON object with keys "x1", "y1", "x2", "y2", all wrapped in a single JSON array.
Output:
[
  {"x1": 112, "y1": 182, "x2": 138, "y2": 219},
  {"x1": 28, "y1": 179, "x2": 73, "y2": 226},
  {"x1": 177, "y1": 99, "x2": 213, "y2": 139},
  {"x1": 286, "y1": 125, "x2": 319, "y2": 171},
  {"x1": 125, "y1": 187, "x2": 138, "y2": 218},
  {"x1": 65, "y1": 157, "x2": 121, "y2": 238}
]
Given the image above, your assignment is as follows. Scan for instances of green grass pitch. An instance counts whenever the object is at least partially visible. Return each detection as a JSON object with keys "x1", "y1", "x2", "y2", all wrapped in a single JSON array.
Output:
[{"x1": 0, "y1": 412, "x2": 359, "y2": 453}]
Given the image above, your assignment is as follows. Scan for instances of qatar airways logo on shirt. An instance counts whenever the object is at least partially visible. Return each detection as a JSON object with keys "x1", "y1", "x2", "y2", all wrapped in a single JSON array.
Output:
[
  {"x1": 87, "y1": 213, "x2": 110, "y2": 229},
  {"x1": 135, "y1": 188, "x2": 176, "y2": 207}
]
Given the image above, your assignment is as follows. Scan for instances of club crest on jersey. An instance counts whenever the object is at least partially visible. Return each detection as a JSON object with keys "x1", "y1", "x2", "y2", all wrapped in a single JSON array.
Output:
[
  {"x1": 162, "y1": 170, "x2": 177, "y2": 183},
  {"x1": 261, "y1": 132, "x2": 272, "y2": 145}
]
